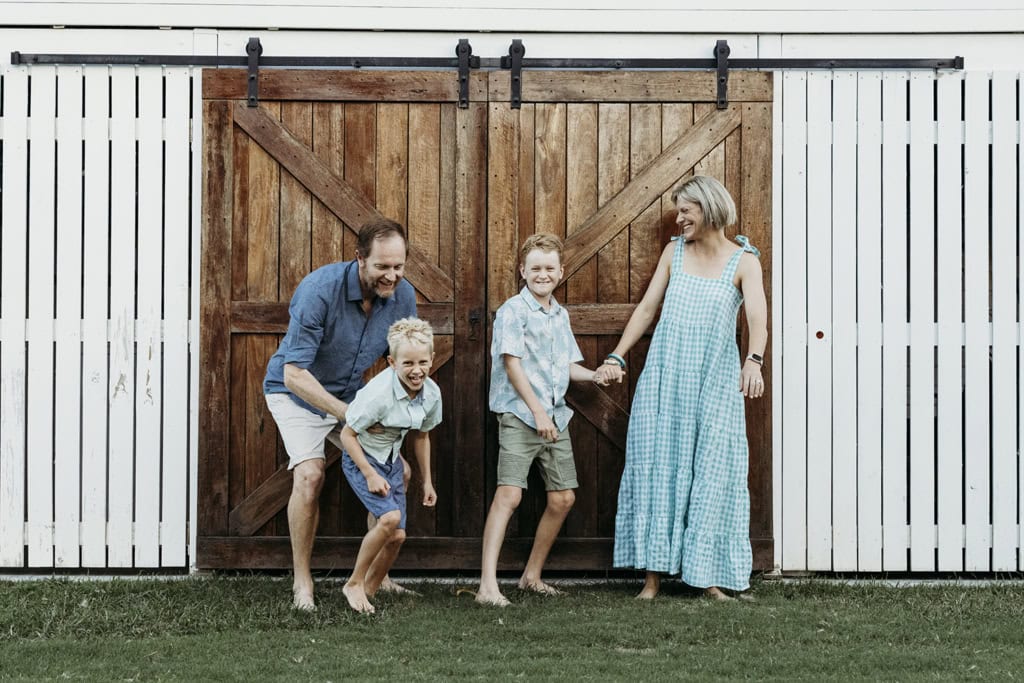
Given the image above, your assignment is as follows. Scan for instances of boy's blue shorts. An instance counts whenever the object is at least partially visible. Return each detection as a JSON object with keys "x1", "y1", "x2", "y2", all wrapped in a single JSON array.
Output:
[{"x1": 341, "y1": 452, "x2": 407, "y2": 530}]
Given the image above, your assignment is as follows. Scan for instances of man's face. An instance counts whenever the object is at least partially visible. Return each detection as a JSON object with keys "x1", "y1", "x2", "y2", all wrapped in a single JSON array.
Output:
[
  {"x1": 388, "y1": 341, "x2": 434, "y2": 398},
  {"x1": 357, "y1": 235, "x2": 407, "y2": 299}
]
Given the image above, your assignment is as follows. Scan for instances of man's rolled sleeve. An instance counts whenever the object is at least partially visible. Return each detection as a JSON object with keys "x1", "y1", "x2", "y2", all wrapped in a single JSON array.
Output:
[{"x1": 281, "y1": 285, "x2": 328, "y2": 369}]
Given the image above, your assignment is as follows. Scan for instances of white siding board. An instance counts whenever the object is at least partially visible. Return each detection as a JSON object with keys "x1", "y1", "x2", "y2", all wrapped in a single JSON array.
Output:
[
  {"x1": 26, "y1": 66, "x2": 57, "y2": 567},
  {"x1": 804, "y1": 71, "x2": 832, "y2": 571},
  {"x1": 780, "y1": 71, "x2": 808, "y2": 571},
  {"x1": 54, "y1": 66, "x2": 85, "y2": 568},
  {"x1": 830, "y1": 71, "x2": 858, "y2": 572},
  {"x1": 962, "y1": 71, "x2": 990, "y2": 572},
  {"x1": 908, "y1": 73, "x2": 936, "y2": 571},
  {"x1": 162, "y1": 67, "x2": 192, "y2": 567},
  {"x1": 855, "y1": 72, "x2": 883, "y2": 572},
  {"x1": 934, "y1": 72, "x2": 963, "y2": 572},
  {"x1": 107, "y1": 67, "x2": 137, "y2": 568},
  {"x1": 80, "y1": 66, "x2": 111, "y2": 567},
  {"x1": 134, "y1": 69, "x2": 163, "y2": 567},
  {"x1": 880, "y1": 72, "x2": 909, "y2": 571},
  {"x1": 0, "y1": 67, "x2": 30, "y2": 568},
  {"x1": 989, "y1": 71, "x2": 1016, "y2": 572}
]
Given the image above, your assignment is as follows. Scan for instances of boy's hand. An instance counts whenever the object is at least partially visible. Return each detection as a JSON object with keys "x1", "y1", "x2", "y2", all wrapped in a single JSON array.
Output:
[
  {"x1": 533, "y1": 412, "x2": 558, "y2": 442},
  {"x1": 365, "y1": 471, "x2": 391, "y2": 496},
  {"x1": 595, "y1": 364, "x2": 624, "y2": 385},
  {"x1": 422, "y1": 482, "x2": 437, "y2": 507}
]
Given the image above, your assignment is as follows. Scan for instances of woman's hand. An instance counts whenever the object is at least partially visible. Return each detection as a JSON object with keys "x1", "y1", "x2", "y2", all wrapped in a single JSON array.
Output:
[
  {"x1": 740, "y1": 360, "x2": 765, "y2": 399},
  {"x1": 594, "y1": 363, "x2": 625, "y2": 385}
]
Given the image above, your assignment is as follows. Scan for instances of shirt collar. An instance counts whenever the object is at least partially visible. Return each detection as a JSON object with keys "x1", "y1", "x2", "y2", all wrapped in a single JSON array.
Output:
[
  {"x1": 389, "y1": 367, "x2": 422, "y2": 404},
  {"x1": 518, "y1": 286, "x2": 560, "y2": 314}
]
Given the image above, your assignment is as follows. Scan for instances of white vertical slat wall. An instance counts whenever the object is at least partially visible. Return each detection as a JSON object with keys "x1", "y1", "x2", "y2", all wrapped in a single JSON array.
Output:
[
  {"x1": 777, "y1": 69, "x2": 1024, "y2": 572},
  {"x1": 0, "y1": 64, "x2": 201, "y2": 568}
]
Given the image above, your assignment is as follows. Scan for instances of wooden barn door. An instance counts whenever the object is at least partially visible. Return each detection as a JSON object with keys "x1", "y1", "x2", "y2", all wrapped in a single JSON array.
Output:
[
  {"x1": 486, "y1": 71, "x2": 775, "y2": 570},
  {"x1": 198, "y1": 70, "x2": 488, "y2": 568}
]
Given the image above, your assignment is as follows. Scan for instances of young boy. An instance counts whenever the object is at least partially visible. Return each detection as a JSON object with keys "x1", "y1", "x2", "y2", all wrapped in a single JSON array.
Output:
[
  {"x1": 339, "y1": 318, "x2": 441, "y2": 614},
  {"x1": 476, "y1": 233, "x2": 605, "y2": 607}
]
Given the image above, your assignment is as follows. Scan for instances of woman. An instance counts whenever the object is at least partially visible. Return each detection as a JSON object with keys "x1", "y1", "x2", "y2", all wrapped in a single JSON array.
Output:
[{"x1": 595, "y1": 175, "x2": 767, "y2": 600}]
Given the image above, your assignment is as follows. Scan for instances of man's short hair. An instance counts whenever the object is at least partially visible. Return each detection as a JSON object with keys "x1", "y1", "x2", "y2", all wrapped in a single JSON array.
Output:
[
  {"x1": 356, "y1": 218, "x2": 408, "y2": 258},
  {"x1": 519, "y1": 233, "x2": 564, "y2": 265},
  {"x1": 387, "y1": 317, "x2": 434, "y2": 357}
]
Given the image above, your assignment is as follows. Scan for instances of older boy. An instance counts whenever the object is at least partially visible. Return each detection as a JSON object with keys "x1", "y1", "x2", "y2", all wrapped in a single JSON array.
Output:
[
  {"x1": 476, "y1": 233, "x2": 605, "y2": 607},
  {"x1": 339, "y1": 318, "x2": 441, "y2": 614}
]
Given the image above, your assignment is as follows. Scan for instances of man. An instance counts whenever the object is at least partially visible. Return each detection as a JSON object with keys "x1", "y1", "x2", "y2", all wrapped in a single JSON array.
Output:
[{"x1": 263, "y1": 218, "x2": 417, "y2": 611}]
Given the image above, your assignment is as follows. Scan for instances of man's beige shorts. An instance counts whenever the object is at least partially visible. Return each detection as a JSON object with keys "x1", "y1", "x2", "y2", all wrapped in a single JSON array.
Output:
[
  {"x1": 496, "y1": 413, "x2": 578, "y2": 491},
  {"x1": 265, "y1": 393, "x2": 343, "y2": 470}
]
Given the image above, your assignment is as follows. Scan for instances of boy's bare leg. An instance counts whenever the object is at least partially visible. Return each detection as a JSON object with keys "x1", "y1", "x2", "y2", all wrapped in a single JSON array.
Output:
[
  {"x1": 476, "y1": 485, "x2": 523, "y2": 606},
  {"x1": 288, "y1": 459, "x2": 326, "y2": 611},
  {"x1": 343, "y1": 509, "x2": 402, "y2": 614},
  {"x1": 375, "y1": 458, "x2": 417, "y2": 594},
  {"x1": 637, "y1": 571, "x2": 660, "y2": 600},
  {"x1": 365, "y1": 527, "x2": 407, "y2": 597},
  {"x1": 518, "y1": 488, "x2": 575, "y2": 595}
]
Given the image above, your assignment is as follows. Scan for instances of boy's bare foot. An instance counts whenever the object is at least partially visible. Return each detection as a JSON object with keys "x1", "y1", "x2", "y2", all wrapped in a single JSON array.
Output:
[
  {"x1": 342, "y1": 583, "x2": 376, "y2": 614},
  {"x1": 704, "y1": 587, "x2": 734, "y2": 601},
  {"x1": 517, "y1": 579, "x2": 563, "y2": 596},
  {"x1": 292, "y1": 588, "x2": 316, "y2": 612},
  {"x1": 475, "y1": 586, "x2": 511, "y2": 607},
  {"x1": 378, "y1": 576, "x2": 420, "y2": 596}
]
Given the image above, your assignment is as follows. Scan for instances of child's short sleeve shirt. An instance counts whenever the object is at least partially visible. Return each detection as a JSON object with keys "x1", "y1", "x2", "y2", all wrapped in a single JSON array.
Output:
[
  {"x1": 344, "y1": 367, "x2": 442, "y2": 464},
  {"x1": 488, "y1": 287, "x2": 583, "y2": 431}
]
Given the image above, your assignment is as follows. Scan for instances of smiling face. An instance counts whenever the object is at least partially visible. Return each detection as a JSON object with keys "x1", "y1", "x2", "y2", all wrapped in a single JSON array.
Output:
[
  {"x1": 388, "y1": 340, "x2": 434, "y2": 398},
  {"x1": 519, "y1": 247, "x2": 564, "y2": 305},
  {"x1": 357, "y1": 234, "x2": 407, "y2": 299},
  {"x1": 675, "y1": 198, "x2": 710, "y2": 242}
]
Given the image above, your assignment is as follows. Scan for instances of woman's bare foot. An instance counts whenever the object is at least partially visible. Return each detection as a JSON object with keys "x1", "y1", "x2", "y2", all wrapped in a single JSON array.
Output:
[
  {"x1": 636, "y1": 572, "x2": 661, "y2": 600},
  {"x1": 475, "y1": 587, "x2": 511, "y2": 607},
  {"x1": 517, "y1": 579, "x2": 563, "y2": 596},
  {"x1": 342, "y1": 583, "x2": 376, "y2": 614},
  {"x1": 704, "y1": 586, "x2": 734, "y2": 601}
]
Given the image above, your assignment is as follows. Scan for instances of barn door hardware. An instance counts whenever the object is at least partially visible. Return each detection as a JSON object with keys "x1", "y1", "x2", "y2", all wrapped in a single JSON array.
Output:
[
  {"x1": 715, "y1": 40, "x2": 730, "y2": 109},
  {"x1": 456, "y1": 39, "x2": 475, "y2": 109},
  {"x1": 500, "y1": 40, "x2": 526, "y2": 109},
  {"x1": 246, "y1": 37, "x2": 263, "y2": 108}
]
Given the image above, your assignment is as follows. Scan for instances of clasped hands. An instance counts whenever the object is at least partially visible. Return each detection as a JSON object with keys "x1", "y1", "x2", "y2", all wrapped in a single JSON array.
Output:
[{"x1": 593, "y1": 363, "x2": 625, "y2": 385}]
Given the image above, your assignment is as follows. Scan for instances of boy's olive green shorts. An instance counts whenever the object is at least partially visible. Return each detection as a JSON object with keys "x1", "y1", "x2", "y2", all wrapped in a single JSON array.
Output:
[{"x1": 496, "y1": 413, "x2": 578, "y2": 491}]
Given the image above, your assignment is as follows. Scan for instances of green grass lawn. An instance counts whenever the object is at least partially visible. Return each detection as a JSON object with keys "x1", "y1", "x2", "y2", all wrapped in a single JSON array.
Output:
[{"x1": 2, "y1": 576, "x2": 1022, "y2": 680}]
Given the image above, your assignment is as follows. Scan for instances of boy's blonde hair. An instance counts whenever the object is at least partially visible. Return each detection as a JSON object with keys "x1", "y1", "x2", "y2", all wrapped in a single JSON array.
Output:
[
  {"x1": 519, "y1": 232, "x2": 564, "y2": 265},
  {"x1": 387, "y1": 317, "x2": 434, "y2": 357}
]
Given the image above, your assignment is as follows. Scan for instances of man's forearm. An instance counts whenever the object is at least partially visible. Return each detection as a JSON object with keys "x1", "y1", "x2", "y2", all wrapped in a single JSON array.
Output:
[{"x1": 283, "y1": 363, "x2": 348, "y2": 420}]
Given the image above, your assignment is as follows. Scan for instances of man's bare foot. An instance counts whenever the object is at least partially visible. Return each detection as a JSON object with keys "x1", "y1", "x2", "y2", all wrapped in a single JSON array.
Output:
[
  {"x1": 517, "y1": 579, "x2": 563, "y2": 596},
  {"x1": 342, "y1": 583, "x2": 376, "y2": 614},
  {"x1": 292, "y1": 587, "x2": 316, "y2": 612},
  {"x1": 378, "y1": 576, "x2": 420, "y2": 596},
  {"x1": 704, "y1": 586, "x2": 734, "y2": 601}
]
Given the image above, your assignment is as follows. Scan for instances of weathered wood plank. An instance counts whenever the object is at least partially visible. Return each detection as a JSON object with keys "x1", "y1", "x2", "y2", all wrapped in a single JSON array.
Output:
[
  {"x1": 486, "y1": 103, "x2": 521, "y2": 314},
  {"x1": 230, "y1": 301, "x2": 454, "y2": 335},
  {"x1": 232, "y1": 101, "x2": 454, "y2": 303},
  {"x1": 408, "y1": 104, "x2": 441, "y2": 264},
  {"x1": 279, "y1": 102, "x2": 313, "y2": 300},
  {"x1": 489, "y1": 70, "x2": 773, "y2": 104},
  {"x1": 628, "y1": 103, "x2": 662, "y2": 304},
  {"x1": 311, "y1": 102, "x2": 345, "y2": 269},
  {"x1": 204, "y1": 69, "x2": 488, "y2": 102},
  {"x1": 376, "y1": 103, "x2": 409, "y2": 226},
  {"x1": 562, "y1": 105, "x2": 742, "y2": 283},
  {"x1": 198, "y1": 99, "x2": 235, "y2": 540},
  {"x1": 438, "y1": 104, "x2": 457, "y2": 275},
  {"x1": 565, "y1": 383, "x2": 628, "y2": 452}
]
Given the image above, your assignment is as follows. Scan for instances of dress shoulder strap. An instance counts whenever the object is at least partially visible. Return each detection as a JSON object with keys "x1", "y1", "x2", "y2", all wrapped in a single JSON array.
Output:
[
  {"x1": 722, "y1": 235, "x2": 758, "y2": 283},
  {"x1": 734, "y1": 234, "x2": 760, "y2": 257}
]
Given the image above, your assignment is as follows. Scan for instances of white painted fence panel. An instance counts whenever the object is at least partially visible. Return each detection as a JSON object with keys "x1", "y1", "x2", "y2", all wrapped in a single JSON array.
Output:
[
  {"x1": 0, "y1": 63, "x2": 200, "y2": 568},
  {"x1": 778, "y1": 69, "x2": 1024, "y2": 573}
]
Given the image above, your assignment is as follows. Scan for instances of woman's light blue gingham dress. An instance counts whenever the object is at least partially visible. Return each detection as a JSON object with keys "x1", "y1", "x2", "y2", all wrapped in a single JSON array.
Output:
[{"x1": 613, "y1": 235, "x2": 757, "y2": 591}]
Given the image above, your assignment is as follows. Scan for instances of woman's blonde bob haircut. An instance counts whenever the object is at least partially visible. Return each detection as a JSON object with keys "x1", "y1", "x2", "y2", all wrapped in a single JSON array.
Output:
[
  {"x1": 387, "y1": 317, "x2": 434, "y2": 357},
  {"x1": 670, "y1": 175, "x2": 737, "y2": 230}
]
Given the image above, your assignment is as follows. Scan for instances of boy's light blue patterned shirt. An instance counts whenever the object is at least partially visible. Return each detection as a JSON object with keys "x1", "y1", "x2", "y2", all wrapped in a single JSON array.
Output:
[
  {"x1": 489, "y1": 287, "x2": 583, "y2": 432},
  {"x1": 344, "y1": 366, "x2": 442, "y2": 465}
]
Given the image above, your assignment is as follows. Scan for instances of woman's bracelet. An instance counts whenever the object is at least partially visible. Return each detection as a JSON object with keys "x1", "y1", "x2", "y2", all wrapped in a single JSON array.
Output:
[{"x1": 604, "y1": 353, "x2": 626, "y2": 369}]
